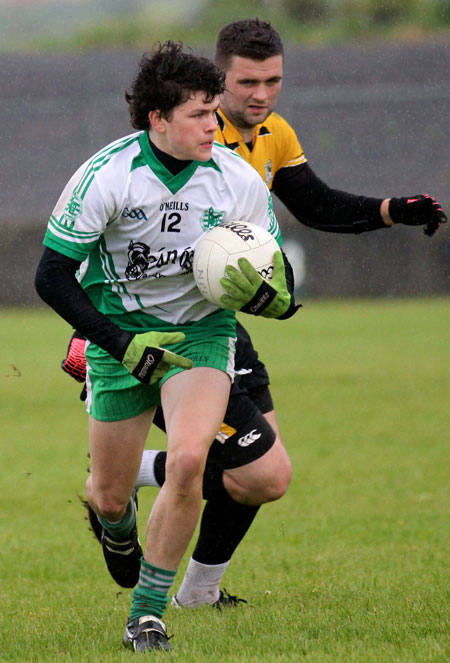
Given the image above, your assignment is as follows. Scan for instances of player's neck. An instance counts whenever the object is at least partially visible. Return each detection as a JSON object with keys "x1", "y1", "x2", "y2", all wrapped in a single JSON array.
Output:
[
  {"x1": 219, "y1": 108, "x2": 254, "y2": 143},
  {"x1": 148, "y1": 135, "x2": 192, "y2": 175},
  {"x1": 238, "y1": 127, "x2": 254, "y2": 143},
  {"x1": 233, "y1": 123, "x2": 254, "y2": 144}
]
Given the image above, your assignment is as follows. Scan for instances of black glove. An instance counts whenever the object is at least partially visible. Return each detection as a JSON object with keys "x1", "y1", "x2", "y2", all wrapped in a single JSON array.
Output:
[{"x1": 389, "y1": 194, "x2": 447, "y2": 237}]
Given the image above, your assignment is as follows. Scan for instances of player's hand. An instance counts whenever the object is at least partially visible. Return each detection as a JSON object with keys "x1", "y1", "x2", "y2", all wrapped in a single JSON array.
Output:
[
  {"x1": 61, "y1": 331, "x2": 87, "y2": 383},
  {"x1": 121, "y1": 331, "x2": 192, "y2": 384},
  {"x1": 220, "y1": 251, "x2": 295, "y2": 318},
  {"x1": 389, "y1": 194, "x2": 447, "y2": 237}
]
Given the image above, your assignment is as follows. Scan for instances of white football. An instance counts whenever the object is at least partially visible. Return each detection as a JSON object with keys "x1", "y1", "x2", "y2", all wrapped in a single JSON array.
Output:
[{"x1": 193, "y1": 221, "x2": 279, "y2": 307}]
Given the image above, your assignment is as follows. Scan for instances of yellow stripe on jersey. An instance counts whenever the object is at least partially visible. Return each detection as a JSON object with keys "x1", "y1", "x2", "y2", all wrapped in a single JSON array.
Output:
[{"x1": 215, "y1": 109, "x2": 307, "y2": 190}]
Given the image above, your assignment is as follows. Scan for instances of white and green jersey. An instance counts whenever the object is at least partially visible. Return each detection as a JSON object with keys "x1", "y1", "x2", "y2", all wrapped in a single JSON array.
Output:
[{"x1": 44, "y1": 131, "x2": 281, "y2": 327}]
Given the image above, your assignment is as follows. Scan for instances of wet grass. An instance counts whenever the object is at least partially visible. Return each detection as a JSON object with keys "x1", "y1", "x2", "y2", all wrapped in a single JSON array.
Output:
[{"x1": 1, "y1": 300, "x2": 449, "y2": 662}]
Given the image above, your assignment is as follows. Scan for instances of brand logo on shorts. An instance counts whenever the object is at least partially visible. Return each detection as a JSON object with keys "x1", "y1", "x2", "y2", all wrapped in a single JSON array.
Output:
[{"x1": 238, "y1": 429, "x2": 261, "y2": 447}]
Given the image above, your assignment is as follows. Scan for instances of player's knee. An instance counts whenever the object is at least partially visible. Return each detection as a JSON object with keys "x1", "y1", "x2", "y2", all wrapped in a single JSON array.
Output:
[
  {"x1": 94, "y1": 491, "x2": 129, "y2": 521},
  {"x1": 260, "y1": 458, "x2": 292, "y2": 502},
  {"x1": 225, "y1": 440, "x2": 292, "y2": 505},
  {"x1": 85, "y1": 473, "x2": 130, "y2": 519},
  {"x1": 166, "y1": 445, "x2": 206, "y2": 494}
]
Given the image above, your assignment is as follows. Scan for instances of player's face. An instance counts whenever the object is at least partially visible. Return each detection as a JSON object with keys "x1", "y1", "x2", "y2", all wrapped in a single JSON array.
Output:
[
  {"x1": 154, "y1": 92, "x2": 220, "y2": 162},
  {"x1": 220, "y1": 55, "x2": 283, "y2": 132}
]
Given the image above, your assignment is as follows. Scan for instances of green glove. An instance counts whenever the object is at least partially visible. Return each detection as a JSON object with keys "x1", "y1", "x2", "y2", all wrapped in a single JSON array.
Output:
[
  {"x1": 220, "y1": 251, "x2": 293, "y2": 318},
  {"x1": 122, "y1": 331, "x2": 192, "y2": 384}
]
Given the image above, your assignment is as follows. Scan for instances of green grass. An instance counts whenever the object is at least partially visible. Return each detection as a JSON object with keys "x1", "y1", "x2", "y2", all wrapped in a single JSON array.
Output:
[{"x1": 1, "y1": 300, "x2": 449, "y2": 662}]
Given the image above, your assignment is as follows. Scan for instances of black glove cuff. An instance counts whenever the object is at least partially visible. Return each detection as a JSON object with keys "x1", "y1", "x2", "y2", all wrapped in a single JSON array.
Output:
[
  {"x1": 131, "y1": 347, "x2": 165, "y2": 383},
  {"x1": 276, "y1": 297, "x2": 302, "y2": 320},
  {"x1": 240, "y1": 281, "x2": 277, "y2": 316},
  {"x1": 388, "y1": 197, "x2": 409, "y2": 224}
]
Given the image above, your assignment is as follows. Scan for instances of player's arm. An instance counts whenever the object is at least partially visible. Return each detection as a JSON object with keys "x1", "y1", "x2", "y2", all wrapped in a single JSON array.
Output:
[
  {"x1": 272, "y1": 162, "x2": 447, "y2": 237},
  {"x1": 35, "y1": 247, "x2": 191, "y2": 384}
]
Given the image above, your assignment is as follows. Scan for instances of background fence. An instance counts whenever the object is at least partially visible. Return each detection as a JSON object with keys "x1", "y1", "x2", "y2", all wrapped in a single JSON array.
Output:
[{"x1": 1, "y1": 39, "x2": 449, "y2": 304}]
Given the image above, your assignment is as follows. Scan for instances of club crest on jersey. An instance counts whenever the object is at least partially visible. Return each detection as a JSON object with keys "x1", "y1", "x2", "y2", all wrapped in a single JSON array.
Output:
[
  {"x1": 125, "y1": 240, "x2": 193, "y2": 280},
  {"x1": 63, "y1": 193, "x2": 83, "y2": 227},
  {"x1": 200, "y1": 207, "x2": 225, "y2": 232}
]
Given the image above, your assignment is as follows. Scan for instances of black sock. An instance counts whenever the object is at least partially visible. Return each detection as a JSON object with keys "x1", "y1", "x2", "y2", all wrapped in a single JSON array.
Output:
[
  {"x1": 193, "y1": 492, "x2": 260, "y2": 565},
  {"x1": 153, "y1": 451, "x2": 167, "y2": 486}
]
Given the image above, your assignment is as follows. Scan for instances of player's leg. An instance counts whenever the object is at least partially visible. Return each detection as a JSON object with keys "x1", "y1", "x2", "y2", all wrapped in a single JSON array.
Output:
[
  {"x1": 175, "y1": 390, "x2": 292, "y2": 608},
  {"x1": 84, "y1": 341, "x2": 162, "y2": 589},
  {"x1": 127, "y1": 367, "x2": 231, "y2": 634},
  {"x1": 87, "y1": 410, "x2": 153, "y2": 517},
  {"x1": 87, "y1": 409, "x2": 154, "y2": 589},
  {"x1": 136, "y1": 396, "x2": 291, "y2": 504},
  {"x1": 222, "y1": 411, "x2": 292, "y2": 505}
]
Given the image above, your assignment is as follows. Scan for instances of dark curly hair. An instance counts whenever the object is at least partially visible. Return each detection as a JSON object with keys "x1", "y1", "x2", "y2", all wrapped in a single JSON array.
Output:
[
  {"x1": 215, "y1": 18, "x2": 283, "y2": 72},
  {"x1": 125, "y1": 41, "x2": 226, "y2": 130}
]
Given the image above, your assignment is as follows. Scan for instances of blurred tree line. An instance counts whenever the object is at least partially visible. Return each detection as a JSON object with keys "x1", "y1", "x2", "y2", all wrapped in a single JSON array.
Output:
[
  {"x1": 283, "y1": 0, "x2": 450, "y2": 25},
  {"x1": 36, "y1": 0, "x2": 450, "y2": 50}
]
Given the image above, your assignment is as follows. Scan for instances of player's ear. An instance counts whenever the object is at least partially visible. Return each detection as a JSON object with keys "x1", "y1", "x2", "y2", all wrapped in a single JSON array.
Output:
[{"x1": 149, "y1": 110, "x2": 166, "y2": 134}]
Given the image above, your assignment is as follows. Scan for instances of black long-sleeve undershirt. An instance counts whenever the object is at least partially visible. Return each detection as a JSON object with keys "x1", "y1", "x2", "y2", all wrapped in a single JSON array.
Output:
[
  {"x1": 272, "y1": 162, "x2": 387, "y2": 234},
  {"x1": 35, "y1": 247, "x2": 132, "y2": 361}
]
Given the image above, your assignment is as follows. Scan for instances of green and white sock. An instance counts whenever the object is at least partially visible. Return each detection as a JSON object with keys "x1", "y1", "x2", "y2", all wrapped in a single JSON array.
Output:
[{"x1": 130, "y1": 560, "x2": 177, "y2": 620}]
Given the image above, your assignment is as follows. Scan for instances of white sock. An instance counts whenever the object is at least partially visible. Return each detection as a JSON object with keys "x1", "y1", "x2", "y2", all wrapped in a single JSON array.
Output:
[
  {"x1": 174, "y1": 558, "x2": 230, "y2": 608},
  {"x1": 135, "y1": 449, "x2": 161, "y2": 488}
]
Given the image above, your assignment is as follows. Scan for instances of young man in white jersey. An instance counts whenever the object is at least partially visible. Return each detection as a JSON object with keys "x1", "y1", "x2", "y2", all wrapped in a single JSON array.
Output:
[
  {"x1": 35, "y1": 41, "x2": 299, "y2": 653},
  {"x1": 61, "y1": 18, "x2": 447, "y2": 614}
]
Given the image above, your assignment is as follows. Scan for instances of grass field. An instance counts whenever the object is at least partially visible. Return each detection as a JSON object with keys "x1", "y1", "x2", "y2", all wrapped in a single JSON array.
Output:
[{"x1": 1, "y1": 300, "x2": 449, "y2": 662}]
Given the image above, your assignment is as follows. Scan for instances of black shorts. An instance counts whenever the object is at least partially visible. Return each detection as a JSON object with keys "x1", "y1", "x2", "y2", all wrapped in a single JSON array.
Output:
[
  {"x1": 207, "y1": 385, "x2": 275, "y2": 469},
  {"x1": 152, "y1": 380, "x2": 275, "y2": 470}
]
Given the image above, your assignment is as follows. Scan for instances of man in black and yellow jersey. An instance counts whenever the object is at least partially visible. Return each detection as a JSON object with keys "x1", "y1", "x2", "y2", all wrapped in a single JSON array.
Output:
[
  {"x1": 214, "y1": 20, "x2": 445, "y2": 236},
  {"x1": 70, "y1": 19, "x2": 446, "y2": 609}
]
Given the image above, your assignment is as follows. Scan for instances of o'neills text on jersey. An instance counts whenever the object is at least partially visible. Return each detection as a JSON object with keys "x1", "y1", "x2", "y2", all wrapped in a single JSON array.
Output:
[{"x1": 159, "y1": 202, "x2": 190, "y2": 212}]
